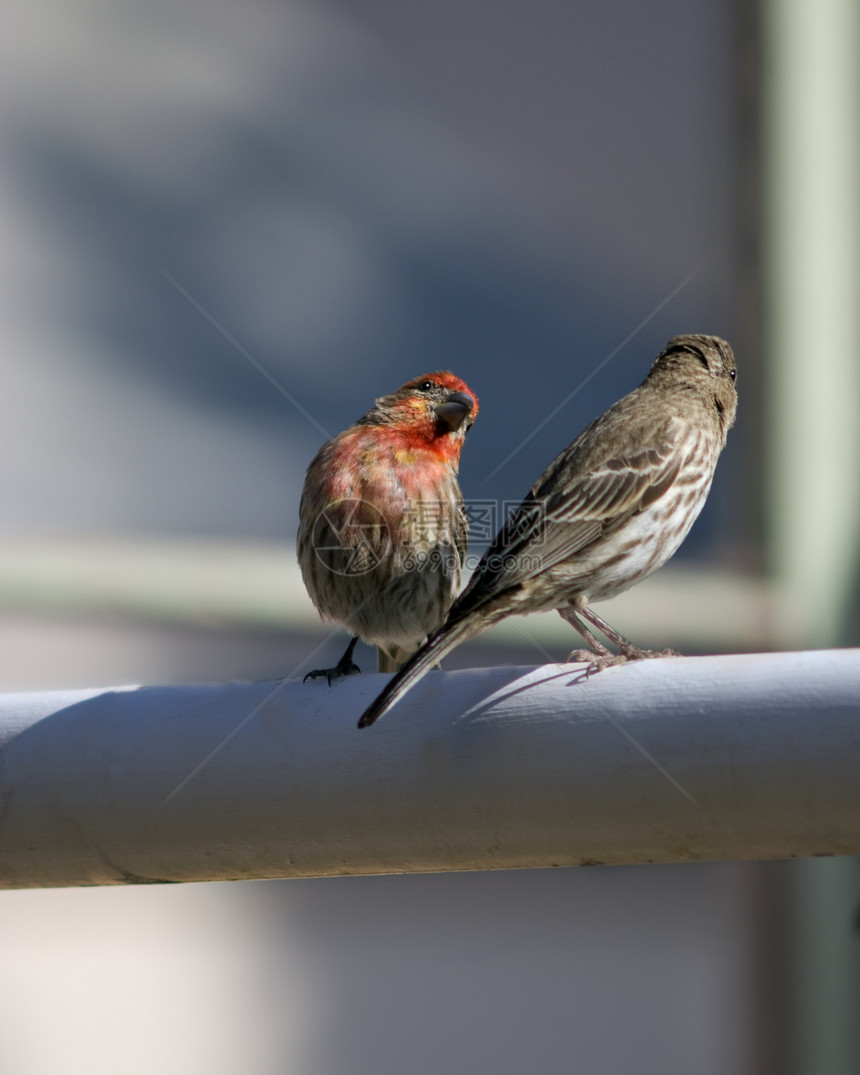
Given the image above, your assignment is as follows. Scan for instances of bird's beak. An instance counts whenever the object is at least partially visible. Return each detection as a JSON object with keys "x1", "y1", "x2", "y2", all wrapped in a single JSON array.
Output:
[{"x1": 434, "y1": 391, "x2": 474, "y2": 432}]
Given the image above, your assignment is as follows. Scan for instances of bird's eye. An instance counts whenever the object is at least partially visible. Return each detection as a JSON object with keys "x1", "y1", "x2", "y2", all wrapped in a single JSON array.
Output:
[
  {"x1": 418, "y1": 380, "x2": 435, "y2": 392},
  {"x1": 729, "y1": 369, "x2": 737, "y2": 382}
]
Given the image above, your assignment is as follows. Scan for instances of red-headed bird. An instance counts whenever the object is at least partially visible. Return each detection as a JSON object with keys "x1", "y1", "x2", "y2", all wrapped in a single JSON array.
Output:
[
  {"x1": 358, "y1": 334, "x2": 737, "y2": 727},
  {"x1": 298, "y1": 372, "x2": 479, "y2": 682}
]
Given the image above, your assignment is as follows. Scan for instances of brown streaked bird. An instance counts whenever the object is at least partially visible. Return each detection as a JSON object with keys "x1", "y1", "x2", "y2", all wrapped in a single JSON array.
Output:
[
  {"x1": 297, "y1": 371, "x2": 479, "y2": 683},
  {"x1": 358, "y1": 334, "x2": 737, "y2": 727}
]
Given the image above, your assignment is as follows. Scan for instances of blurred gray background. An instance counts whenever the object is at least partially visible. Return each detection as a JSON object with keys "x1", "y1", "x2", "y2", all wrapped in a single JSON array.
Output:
[
  {"x1": 2, "y1": 0, "x2": 860, "y2": 1072},
  {"x1": 2, "y1": 0, "x2": 746, "y2": 545}
]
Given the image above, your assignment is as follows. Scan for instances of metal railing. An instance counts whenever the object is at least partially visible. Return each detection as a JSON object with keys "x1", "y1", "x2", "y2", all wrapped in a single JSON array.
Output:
[{"x1": 2, "y1": 649, "x2": 858, "y2": 889}]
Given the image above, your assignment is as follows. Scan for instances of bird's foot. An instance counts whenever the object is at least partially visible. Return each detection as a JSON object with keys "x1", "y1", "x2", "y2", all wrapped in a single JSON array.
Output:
[
  {"x1": 566, "y1": 645, "x2": 679, "y2": 677},
  {"x1": 303, "y1": 656, "x2": 362, "y2": 685},
  {"x1": 566, "y1": 648, "x2": 620, "y2": 676},
  {"x1": 618, "y1": 645, "x2": 680, "y2": 661}
]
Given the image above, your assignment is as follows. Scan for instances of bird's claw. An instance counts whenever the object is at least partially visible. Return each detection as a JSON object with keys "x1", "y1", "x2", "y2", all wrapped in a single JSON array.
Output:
[
  {"x1": 567, "y1": 648, "x2": 622, "y2": 676},
  {"x1": 303, "y1": 660, "x2": 362, "y2": 685},
  {"x1": 567, "y1": 645, "x2": 680, "y2": 677}
]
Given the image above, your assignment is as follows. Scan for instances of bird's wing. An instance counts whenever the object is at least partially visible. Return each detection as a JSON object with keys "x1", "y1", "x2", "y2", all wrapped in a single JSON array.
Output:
[
  {"x1": 459, "y1": 416, "x2": 685, "y2": 602},
  {"x1": 532, "y1": 442, "x2": 683, "y2": 573},
  {"x1": 452, "y1": 494, "x2": 469, "y2": 567}
]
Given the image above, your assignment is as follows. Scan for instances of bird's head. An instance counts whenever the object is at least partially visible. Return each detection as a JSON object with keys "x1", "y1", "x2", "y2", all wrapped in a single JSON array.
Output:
[
  {"x1": 650, "y1": 334, "x2": 738, "y2": 438},
  {"x1": 361, "y1": 371, "x2": 479, "y2": 447}
]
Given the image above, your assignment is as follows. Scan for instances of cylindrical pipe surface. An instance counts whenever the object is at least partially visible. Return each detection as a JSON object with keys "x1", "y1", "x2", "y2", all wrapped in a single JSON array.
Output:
[{"x1": 1, "y1": 650, "x2": 858, "y2": 888}]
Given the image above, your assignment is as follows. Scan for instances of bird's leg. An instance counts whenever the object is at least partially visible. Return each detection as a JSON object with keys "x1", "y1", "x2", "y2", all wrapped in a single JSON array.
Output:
[
  {"x1": 376, "y1": 645, "x2": 405, "y2": 675},
  {"x1": 378, "y1": 642, "x2": 443, "y2": 674},
  {"x1": 558, "y1": 606, "x2": 615, "y2": 669},
  {"x1": 303, "y1": 636, "x2": 362, "y2": 684},
  {"x1": 578, "y1": 607, "x2": 679, "y2": 662}
]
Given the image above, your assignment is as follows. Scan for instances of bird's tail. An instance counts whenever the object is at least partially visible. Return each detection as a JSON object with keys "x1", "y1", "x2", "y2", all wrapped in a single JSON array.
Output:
[{"x1": 358, "y1": 615, "x2": 483, "y2": 728}]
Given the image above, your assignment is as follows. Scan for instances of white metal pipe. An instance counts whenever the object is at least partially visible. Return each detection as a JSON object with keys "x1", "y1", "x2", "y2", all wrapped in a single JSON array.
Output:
[{"x1": 1, "y1": 649, "x2": 859, "y2": 889}]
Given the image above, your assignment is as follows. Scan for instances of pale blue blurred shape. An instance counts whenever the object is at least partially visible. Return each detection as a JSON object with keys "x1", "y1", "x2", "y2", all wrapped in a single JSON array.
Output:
[{"x1": 1, "y1": 0, "x2": 739, "y2": 547}]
